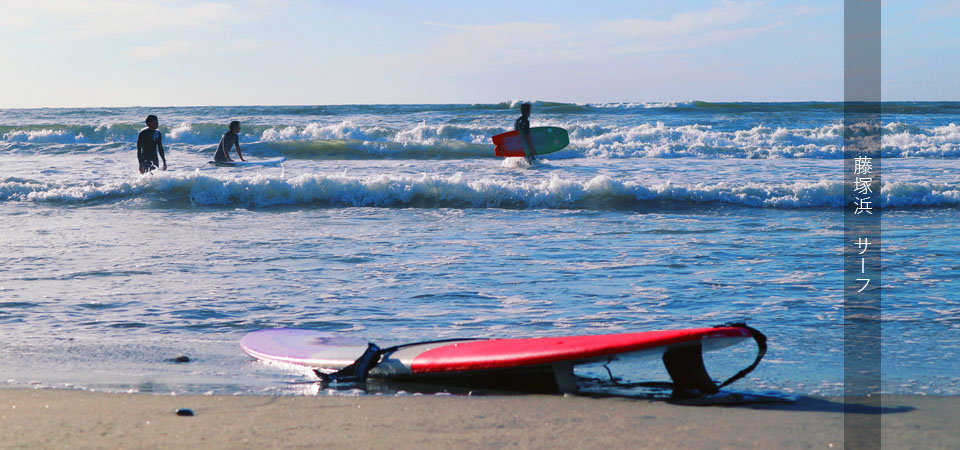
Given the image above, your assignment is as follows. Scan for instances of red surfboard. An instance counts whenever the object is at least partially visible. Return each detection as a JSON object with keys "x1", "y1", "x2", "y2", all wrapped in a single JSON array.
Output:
[{"x1": 240, "y1": 325, "x2": 765, "y2": 394}]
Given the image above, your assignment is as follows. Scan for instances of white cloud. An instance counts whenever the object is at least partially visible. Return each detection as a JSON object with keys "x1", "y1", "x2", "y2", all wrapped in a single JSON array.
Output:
[
  {"x1": 126, "y1": 40, "x2": 195, "y2": 60},
  {"x1": 0, "y1": 0, "x2": 248, "y2": 38},
  {"x1": 608, "y1": 21, "x2": 783, "y2": 55},
  {"x1": 406, "y1": 1, "x2": 779, "y2": 75},
  {"x1": 792, "y1": 5, "x2": 839, "y2": 16},
  {"x1": 922, "y1": 1, "x2": 960, "y2": 19},
  {"x1": 598, "y1": 1, "x2": 764, "y2": 38},
  {"x1": 414, "y1": 22, "x2": 588, "y2": 69}
]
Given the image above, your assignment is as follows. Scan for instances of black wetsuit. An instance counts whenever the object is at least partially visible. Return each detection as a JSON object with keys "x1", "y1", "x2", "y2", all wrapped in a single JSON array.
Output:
[
  {"x1": 214, "y1": 131, "x2": 239, "y2": 162},
  {"x1": 137, "y1": 127, "x2": 164, "y2": 172},
  {"x1": 514, "y1": 116, "x2": 535, "y2": 163}
]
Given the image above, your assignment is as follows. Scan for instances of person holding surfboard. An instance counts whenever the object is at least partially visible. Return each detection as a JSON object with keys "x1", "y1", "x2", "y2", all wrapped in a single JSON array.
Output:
[
  {"x1": 514, "y1": 102, "x2": 536, "y2": 164},
  {"x1": 136, "y1": 115, "x2": 167, "y2": 173},
  {"x1": 491, "y1": 103, "x2": 569, "y2": 159},
  {"x1": 214, "y1": 121, "x2": 245, "y2": 163}
]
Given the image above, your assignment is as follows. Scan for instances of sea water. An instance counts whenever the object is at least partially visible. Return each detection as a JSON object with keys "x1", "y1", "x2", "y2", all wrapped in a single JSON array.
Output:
[{"x1": 1, "y1": 102, "x2": 958, "y2": 396}]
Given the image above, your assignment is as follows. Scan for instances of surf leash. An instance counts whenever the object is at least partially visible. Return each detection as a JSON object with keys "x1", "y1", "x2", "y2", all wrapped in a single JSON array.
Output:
[
  {"x1": 314, "y1": 338, "x2": 481, "y2": 386},
  {"x1": 314, "y1": 342, "x2": 383, "y2": 385},
  {"x1": 714, "y1": 322, "x2": 767, "y2": 390},
  {"x1": 661, "y1": 322, "x2": 767, "y2": 396}
]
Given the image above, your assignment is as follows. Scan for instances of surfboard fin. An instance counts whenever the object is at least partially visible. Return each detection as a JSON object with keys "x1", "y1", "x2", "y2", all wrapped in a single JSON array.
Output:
[
  {"x1": 662, "y1": 342, "x2": 718, "y2": 396},
  {"x1": 662, "y1": 322, "x2": 767, "y2": 397},
  {"x1": 314, "y1": 342, "x2": 383, "y2": 386}
]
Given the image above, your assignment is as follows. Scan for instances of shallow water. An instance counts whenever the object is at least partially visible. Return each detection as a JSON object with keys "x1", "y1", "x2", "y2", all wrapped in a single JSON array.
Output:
[{"x1": 1, "y1": 102, "x2": 958, "y2": 396}]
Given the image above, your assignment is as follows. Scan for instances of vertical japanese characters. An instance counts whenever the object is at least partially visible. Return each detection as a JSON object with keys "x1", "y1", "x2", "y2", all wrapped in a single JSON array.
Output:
[{"x1": 853, "y1": 155, "x2": 873, "y2": 292}]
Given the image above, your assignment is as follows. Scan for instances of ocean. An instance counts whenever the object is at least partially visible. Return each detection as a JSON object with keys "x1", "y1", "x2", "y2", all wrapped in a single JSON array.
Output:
[{"x1": 1, "y1": 101, "x2": 958, "y2": 397}]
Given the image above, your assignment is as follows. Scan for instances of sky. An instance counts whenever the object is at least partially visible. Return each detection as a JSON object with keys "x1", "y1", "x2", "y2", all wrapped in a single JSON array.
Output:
[{"x1": 0, "y1": 0, "x2": 957, "y2": 107}]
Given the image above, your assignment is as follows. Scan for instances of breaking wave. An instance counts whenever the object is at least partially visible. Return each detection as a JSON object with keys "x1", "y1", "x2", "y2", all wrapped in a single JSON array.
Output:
[
  {"x1": 3, "y1": 173, "x2": 957, "y2": 210},
  {"x1": 4, "y1": 120, "x2": 960, "y2": 160},
  {"x1": 2, "y1": 100, "x2": 959, "y2": 160}
]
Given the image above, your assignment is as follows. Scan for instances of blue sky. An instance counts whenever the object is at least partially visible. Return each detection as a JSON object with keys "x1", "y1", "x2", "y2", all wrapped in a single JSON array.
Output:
[{"x1": 1, "y1": 0, "x2": 956, "y2": 107}]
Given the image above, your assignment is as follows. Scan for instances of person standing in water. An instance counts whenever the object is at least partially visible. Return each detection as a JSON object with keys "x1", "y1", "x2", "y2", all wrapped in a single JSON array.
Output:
[
  {"x1": 514, "y1": 102, "x2": 536, "y2": 164},
  {"x1": 214, "y1": 121, "x2": 245, "y2": 163},
  {"x1": 137, "y1": 114, "x2": 167, "y2": 173}
]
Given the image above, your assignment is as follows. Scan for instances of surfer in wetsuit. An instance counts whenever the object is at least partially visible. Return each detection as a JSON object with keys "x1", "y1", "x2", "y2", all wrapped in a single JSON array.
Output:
[
  {"x1": 136, "y1": 115, "x2": 167, "y2": 173},
  {"x1": 214, "y1": 121, "x2": 245, "y2": 163},
  {"x1": 514, "y1": 102, "x2": 535, "y2": 164}
]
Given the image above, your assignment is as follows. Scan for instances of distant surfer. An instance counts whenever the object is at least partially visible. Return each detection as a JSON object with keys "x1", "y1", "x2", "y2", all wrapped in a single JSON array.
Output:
[
  {"x1": 136, "y1": 115, "x2": 167, "y2": 173},
  {"x1": 214, "y1": 121, "x2": 245, "y2": 163},
  {"x1": 514, "y1": 102, "x2": 536, "y2": 164}
]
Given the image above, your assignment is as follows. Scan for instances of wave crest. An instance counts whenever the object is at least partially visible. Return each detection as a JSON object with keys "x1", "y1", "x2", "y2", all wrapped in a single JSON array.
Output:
[
  {"x1": 3, "y1": 174, "x2": 956, "y2": 210},
  {"x1": 4, "y1": 119, "x2": 960, "y2": 160}
]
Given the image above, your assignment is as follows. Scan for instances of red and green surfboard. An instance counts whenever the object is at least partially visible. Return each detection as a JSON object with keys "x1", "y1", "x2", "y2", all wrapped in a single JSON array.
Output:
[{"x1": 492, "y1": 127, "x2": 569, "y2": 157}]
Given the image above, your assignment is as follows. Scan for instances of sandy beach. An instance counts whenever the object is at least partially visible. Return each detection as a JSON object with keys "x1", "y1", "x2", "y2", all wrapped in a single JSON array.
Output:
[{"x1": 0, "y1": 389, "x2": 955, "y2": 449}]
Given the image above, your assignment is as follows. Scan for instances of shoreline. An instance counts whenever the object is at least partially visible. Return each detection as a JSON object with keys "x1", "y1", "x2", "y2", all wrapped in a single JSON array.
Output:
[{"x1": 1, "y1": 389, "x2": 956, "y2": 449}]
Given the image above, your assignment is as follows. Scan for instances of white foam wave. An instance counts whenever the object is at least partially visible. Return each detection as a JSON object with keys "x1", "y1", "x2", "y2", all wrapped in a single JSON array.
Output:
[
  {"x1": 164, "y1": 122, "x2": 201, "y2": 142},
  {"x1": 0, "y1": 124, "x2": 226, "y2": 147},
  {"x1": 2, "y1": 129, "x2": 86, "y2": 144},
  {"x1": 881, "y1": 122, "x2": 960, "y2": 157},
  {"x1": 881, "y1": 181, "x2": 960, "y2": 207},
  {"x1": 3, "y1": 173, "x2": 955, "y2": 210},
  {"x1": 4, "y1": 120, "x2": 960, "y2": 159},
  {"x1": 260, "y1": 121, "x2": 393, "y2": 142},
  {"x1": 393, "y1": 122, "x2": 505, "y2": 145},
  {"x1": 566, "y1": 121, "x2": 845, "y2": 159},
  {"x1": 588, "y1": 101, "x2": 689, "y2": 109},
  {"x1": 258, "y1": 121, "x2": 504, "y2": 146}
]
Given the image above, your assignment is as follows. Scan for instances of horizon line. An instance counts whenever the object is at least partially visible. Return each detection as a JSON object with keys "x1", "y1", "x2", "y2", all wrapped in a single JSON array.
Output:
[{"x1": 3, "y1": 99, "x2": 958, "y2": 110}]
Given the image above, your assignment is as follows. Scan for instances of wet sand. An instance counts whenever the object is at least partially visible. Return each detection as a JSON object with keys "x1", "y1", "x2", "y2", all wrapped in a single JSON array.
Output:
[{"x1": 0, "y1": 389, "x2": 955, "y2": 449}]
